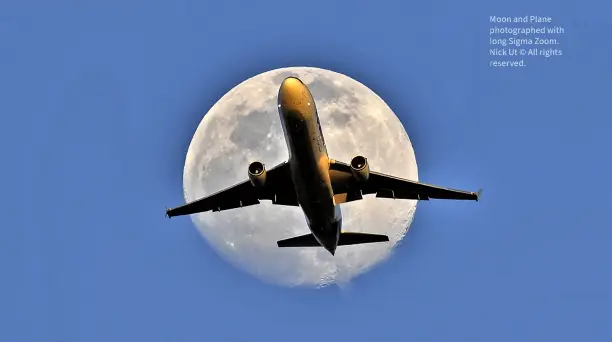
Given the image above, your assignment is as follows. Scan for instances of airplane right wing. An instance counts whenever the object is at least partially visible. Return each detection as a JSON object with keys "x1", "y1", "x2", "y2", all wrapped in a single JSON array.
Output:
[
  {"x1": 329, "y1": 159, "x2": 481, "y2": 203},
  {"x1": 166, "y1": 161, "x2": 298, "y2": 218}
]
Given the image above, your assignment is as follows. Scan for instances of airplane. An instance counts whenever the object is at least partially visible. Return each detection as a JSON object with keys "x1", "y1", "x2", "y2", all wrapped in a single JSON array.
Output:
[{"x1": 166, "y1": 77, "x2": 481, "y2": 256}]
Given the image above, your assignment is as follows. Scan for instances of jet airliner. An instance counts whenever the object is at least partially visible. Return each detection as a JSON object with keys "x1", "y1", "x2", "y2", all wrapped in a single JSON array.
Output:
[{"x1": 166, "y1": 77, "x2": 481, "y2": 255}]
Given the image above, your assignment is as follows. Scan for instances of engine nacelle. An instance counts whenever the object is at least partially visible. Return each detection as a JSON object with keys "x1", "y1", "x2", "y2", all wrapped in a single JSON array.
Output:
[
  {"x1": 350, "y1": 155, "x2": 370, "y2": 182},
  {"x1": 248, "y1": 161, "x2": 267, "y2": 188}
]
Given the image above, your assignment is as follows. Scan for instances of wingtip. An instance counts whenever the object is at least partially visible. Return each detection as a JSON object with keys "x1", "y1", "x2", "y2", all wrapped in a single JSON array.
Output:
[
  {"x1": 476, "y1": 189, "x2": 483, "y2": 201},
  {"x1": 165, "y1": 208, "x2": 170, "y2": 219}
]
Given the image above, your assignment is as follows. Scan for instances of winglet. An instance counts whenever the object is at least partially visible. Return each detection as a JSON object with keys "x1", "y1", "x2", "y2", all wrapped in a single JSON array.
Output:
[
  {"x1": 476, "y1": 189, "x2": 483, "y2": 201},
  {"x1": 165, "y1": 208, "x2": 171, "y2": 219}
]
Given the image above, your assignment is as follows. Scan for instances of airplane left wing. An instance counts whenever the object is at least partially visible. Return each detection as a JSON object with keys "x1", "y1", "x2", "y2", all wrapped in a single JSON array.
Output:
[
  {"x1": 166, "y1": 161, "x2": 298, "y2": 218},
  {"x1": 329, "y1": 159, "x2": 481, "y2": 202}
]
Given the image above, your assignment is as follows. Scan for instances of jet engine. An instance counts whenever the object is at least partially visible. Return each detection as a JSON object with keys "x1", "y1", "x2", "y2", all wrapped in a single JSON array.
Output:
[
  {"x1": 350, "y1": 155, "x2": 370, "y2": 182},
  {"x1": 248, "y1": 161, "x2": 267, "y2": 188}
]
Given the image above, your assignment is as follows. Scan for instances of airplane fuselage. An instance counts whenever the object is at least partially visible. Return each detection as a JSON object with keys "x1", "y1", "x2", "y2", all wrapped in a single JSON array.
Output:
[{"x1": 277, "y1": 77, "x2": 342, "y2": 254}]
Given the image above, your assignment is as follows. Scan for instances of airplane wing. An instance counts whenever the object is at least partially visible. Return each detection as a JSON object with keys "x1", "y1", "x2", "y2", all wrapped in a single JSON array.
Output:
[
  {"x1": 166, "y1": 161, "x2": 298, "y2": 218},
  {"x1": 329, "y1": 159, "x2": 481, "y2": 202}
]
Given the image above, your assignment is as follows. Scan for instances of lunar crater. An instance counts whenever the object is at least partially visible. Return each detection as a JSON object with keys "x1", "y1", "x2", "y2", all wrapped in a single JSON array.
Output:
[{"x1": 229, "y1": 109, "x2": 275, "y2": 149}]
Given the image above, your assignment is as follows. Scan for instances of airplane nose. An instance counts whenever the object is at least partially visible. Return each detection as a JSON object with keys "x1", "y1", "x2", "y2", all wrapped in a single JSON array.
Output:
[
  {"x1": 279, "y1": 77, "x2": 304, "y2": 97},
  {"x1": 278, "y1": 77, "x2": 310, "y2": 116},
  {"x1": 281, "y1": 76, "x2": 303, "y2": 87}
]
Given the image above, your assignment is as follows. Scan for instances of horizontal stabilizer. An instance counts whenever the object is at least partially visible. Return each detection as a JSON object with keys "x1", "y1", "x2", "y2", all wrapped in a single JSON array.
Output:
[
  {"x1": 277, "y1": 233, "x2": 319, "y2": 247},
  {"x1": 338, "y1": 232, "x2": 389, "y2": 246},
  {"x1": 277, "y1": 232, "x2": 389, "y2": 248}
]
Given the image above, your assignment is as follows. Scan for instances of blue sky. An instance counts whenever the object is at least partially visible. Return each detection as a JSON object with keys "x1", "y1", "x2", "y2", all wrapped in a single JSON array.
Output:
[{"x1": 2, "y1": 0, "x2": 611, "y2": 341}]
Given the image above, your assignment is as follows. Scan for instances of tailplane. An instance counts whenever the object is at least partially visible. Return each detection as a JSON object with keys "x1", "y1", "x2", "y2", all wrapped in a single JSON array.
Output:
[
  {"x1": 277, "y1": 232, "x2": 389, "y2": 248},
  {"x1": 277, "y1": 233, "x2": 319, "y2": 247},
  {"x1": 338, "y1": 232, "x2": 389, "y2": 246}
]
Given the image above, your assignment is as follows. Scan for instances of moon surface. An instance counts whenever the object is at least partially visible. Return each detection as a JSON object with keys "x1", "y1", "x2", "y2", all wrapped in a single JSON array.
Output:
[{"x1": 183, "y1": 67, "x2": 419, "y2": 287}]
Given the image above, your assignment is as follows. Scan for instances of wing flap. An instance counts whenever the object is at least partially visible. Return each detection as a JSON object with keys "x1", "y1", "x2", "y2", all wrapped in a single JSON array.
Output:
[
  {"x1": 375, "y1": 188, "x2": 423, "y2": 200},
  {"x1": 166, "y1": 181, "x2": 261, "y2": 217},
  {"x1": 368, "y1": 172, "x2": 478, "y2": 200}
]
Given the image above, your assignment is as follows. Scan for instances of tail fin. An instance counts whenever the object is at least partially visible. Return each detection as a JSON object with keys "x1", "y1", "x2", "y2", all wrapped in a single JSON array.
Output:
[{"x1": 338, "y1": 232, "x2": 389, "y2": 246}]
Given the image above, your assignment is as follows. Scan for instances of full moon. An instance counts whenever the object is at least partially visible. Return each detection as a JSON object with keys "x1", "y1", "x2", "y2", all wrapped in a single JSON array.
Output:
[{"x1": 183, "y1": 67, "x2": 418, "y2": 287}]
